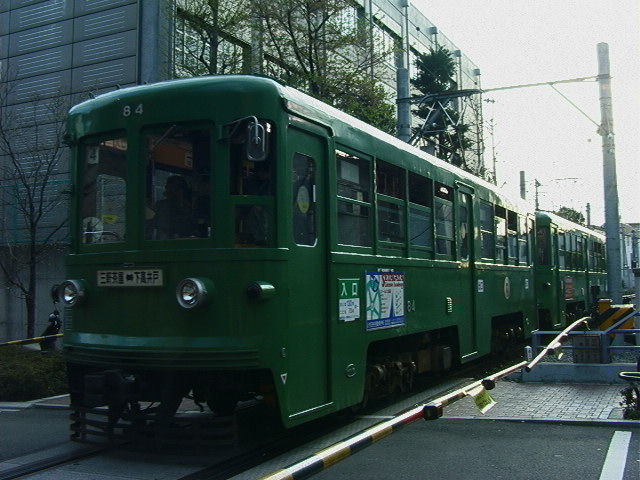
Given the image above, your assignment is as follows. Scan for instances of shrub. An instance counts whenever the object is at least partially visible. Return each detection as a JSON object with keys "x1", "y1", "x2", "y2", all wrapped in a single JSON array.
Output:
[
  {"x1": 0, "y1": 346, "x2": 67, "y2": 401},
  {"x1": 619, "y1": 385, "x2": 640, "y2": 420}
]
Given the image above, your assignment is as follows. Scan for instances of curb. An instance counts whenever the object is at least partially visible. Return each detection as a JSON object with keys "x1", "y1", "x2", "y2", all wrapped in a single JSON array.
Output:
[
  {"x1": 440, "y1": 416, "x2": 640, "y2": 429},
  {"x1": 0, "y1": 394, "x2": 69, "y2": 411}
]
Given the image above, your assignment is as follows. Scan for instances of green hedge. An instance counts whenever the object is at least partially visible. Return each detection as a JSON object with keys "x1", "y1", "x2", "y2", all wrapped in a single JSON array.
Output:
[{"x1": 0, "y1": 346, "x2": 68, "y2": 401}]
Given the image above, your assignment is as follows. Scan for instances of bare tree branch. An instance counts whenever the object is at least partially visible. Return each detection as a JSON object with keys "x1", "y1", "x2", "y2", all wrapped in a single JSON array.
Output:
[{"x1": 0, "y1": 73, "x2": 70, "y2": 337}]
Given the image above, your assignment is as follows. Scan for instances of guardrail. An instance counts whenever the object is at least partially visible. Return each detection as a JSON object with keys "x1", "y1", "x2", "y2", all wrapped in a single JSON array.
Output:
[
  {"x1": 530, "y1": 308, "x2": 639, "y2": 364},
  {"x1": 526, "y1": 316, "x2": 591, "y2": 371}
]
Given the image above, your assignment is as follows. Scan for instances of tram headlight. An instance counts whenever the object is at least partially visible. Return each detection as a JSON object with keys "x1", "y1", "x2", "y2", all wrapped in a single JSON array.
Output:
[
  {"x1": 59, "y1": 280, "x2": 87, "y2": 307},
  {"x1": 176, "y1": 277, "x2": 213, "y2": 309}
]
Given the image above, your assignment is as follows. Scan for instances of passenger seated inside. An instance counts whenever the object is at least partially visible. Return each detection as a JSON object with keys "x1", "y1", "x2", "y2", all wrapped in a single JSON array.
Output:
[{"x1": 147, "y1": 175, "x2": 196, "y2": 239}]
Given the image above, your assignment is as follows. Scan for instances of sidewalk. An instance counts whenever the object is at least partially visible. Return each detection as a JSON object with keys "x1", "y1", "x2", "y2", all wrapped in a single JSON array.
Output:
[
  {"x1": 0, "y1": 394, "x2": 69, "y2": 412},
  {"x1": 442, "y1": 379, "x2": 631, "y2": 423}
]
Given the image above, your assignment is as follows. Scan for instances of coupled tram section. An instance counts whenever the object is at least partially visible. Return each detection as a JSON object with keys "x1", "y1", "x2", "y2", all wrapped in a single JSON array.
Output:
[{"x1": 52, "y1": 76, "x2": 613, "y2": 438}]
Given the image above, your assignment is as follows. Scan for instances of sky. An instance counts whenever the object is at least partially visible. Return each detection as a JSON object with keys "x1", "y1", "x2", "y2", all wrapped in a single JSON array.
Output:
[{"x1": 413, "y1": 0, "x2": 640, "y2": 226}]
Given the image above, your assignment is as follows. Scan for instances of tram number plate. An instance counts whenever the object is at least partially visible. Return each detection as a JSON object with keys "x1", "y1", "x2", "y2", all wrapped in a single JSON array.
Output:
[{"x1": 97, "y1": 269, "x2": 163, "y2": 287}]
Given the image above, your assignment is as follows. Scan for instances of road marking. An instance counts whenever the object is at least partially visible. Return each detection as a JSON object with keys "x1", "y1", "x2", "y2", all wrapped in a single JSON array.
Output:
[{"x1": 599, "y1": 430, "x2": 632, "y2": 480}]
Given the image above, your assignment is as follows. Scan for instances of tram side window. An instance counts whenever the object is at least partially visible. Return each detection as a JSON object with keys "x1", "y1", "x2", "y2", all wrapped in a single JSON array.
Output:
[
  {"x1": 376, "y1": 161, "x2": 404, "y2": 198},
  {"x1": 507, "y1": 210, "x2": 518, "y2": 263},
  {"x1": 336, "y1": 150, "x2": 371, "y2": 247},
  {"x1": 80, "y1": 136, "x2": 127, "y2": 244},
  {"x1": 592, "y1": 241, "x2": 605, "y2": 271},
  {"x1": 408, "y1": 173, "x2": 433, "y2": 250},
  {"x1": 528, "y1": 219, "x2": 535, "y2": 265},
  {"x1": 576, "y1": 236, "x2": 584, "y2": 270},
  {"x1": 145, "y1": 126, "x2": 211, "y2": 240},
  {"x1": 459, "y1": 194, "x2": 470, "y2": 261},
  {"x1": 536, "y1": 226, "x2": 550, "y2": 265},
  {"x1": 376, "y1": 161, "x2": 405, "y2": 245},
  {"x1": 566, "y1": 234, "x2": 574, "y2": 269},
  {"x1": 479, "y1": 201, "x2": 494, "y2": 259},
  {"x1": 494, "y1": 206, "x2": 507, "y2": 263},
  {"x1": 518, "y1": 216, "x2": 529, "y2": 264},
  {"x1": 434, "y1": 183, "x2": 454, "y2": 256},
  {"x1": 292, "y1": 153, "x2": 316, "y2": 246},
  {"x1": 558, "y1": 233, "x2": 566, "y2": 268}
]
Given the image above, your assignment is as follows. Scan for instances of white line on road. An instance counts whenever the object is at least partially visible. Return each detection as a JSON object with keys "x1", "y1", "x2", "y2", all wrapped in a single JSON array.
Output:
[{"x1": 599, "y1": 430, "x2": 632, "y2": 480}]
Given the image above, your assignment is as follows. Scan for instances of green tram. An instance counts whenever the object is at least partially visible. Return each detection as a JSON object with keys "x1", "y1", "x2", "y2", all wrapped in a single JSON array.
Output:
[
  {"x1": 535, "y1": 211, "x2": 607, "y2": 329},
  {"x1": 57, "y1": 75, "x2": 596, "y2": 434}
]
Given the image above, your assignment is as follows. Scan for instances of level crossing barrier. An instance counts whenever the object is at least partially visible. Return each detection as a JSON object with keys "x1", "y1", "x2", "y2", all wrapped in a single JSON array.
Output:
[{"x1": 259, "y1": 324, "x2": 587, "y2": 480}]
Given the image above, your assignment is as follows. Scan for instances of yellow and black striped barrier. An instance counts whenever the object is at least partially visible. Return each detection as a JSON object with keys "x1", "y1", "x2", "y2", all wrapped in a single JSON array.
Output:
[
  {"x1": 596, "y1": 299, "x2": 636, "y2": 334},
  {"x1": 259, "y1": 360, "x2": 528, "y2": 480},
  {"x1": 0, "y1": 334, "x2": 63, "y2": 348}
]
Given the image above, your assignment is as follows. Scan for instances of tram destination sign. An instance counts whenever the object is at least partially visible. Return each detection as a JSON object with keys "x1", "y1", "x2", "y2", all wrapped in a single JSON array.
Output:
[{"x1": 97, "y1": 269, "x2": 163, "y2": 287}]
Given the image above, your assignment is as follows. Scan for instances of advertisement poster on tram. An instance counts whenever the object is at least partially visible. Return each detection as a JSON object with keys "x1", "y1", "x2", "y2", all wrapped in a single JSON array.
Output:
[{"x1": 365, "y1": 271, "x2": 405, "y2": 331}]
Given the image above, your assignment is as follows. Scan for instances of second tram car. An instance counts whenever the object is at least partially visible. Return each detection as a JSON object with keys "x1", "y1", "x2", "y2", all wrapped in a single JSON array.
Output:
[
  {"x1": 535, "y1": 211, "x2": 607, "y2": 329},
  {"x1": 57, "y1": 75, "x2": 606, "y2": 435}
]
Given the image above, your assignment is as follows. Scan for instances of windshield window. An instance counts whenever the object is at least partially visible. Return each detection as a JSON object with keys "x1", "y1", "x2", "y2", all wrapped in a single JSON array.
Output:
[
  {"x1": 229, "y1": 119, "x2": 274, "y2": 247},
  {"x1": 79, "y1": 136, "x2": 127, "y2": 244},
  {"x1": 145, "y1": 126, "x2": 211, "y2": 240}
]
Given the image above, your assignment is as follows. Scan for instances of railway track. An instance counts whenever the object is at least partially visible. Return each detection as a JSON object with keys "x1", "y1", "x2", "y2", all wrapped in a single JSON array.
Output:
[
  {"x1": 2, "y1": 350, "x2": 527, "y2": 480},
  {"x1": 0, "y1": 411, "x2": 345, "y2": 480},
  {"x1": 0, "y1": 445, "x2": 106, "y2": 480}
]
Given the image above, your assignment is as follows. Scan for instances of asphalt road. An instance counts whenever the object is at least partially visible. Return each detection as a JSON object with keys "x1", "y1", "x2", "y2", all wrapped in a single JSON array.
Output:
[
  {"x1": 0, "y1": 408, "x2": 70, "y2": 462},
  {"x1": 309, "y1": 419, "x2": 639, "y2": 480},
  {"x1": 3, "y1": 405, "x2": 638, "y2": 479}
]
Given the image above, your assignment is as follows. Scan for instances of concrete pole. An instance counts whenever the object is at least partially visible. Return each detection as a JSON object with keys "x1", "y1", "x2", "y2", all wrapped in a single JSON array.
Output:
[
  {"x1": 519, "y1": 171, "x2": 526, "y2": 200},
  {"x1": 139, "y1": 0, "x2": 173, "y2": 84},
  {"x1": 597, "y1": 43, "x2": 622, "y2": 303},
  {"x1": 632, "y1": 231, "x2": 639, "y2": 346},
  {"x1": 396, "y1": 0, "x2": 412, "y2": 142}
]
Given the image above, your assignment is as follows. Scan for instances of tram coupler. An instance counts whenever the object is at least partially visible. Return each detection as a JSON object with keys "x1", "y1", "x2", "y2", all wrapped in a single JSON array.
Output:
[{"x1": 83, "y1": 369, "x2": 136, "y2": 408}]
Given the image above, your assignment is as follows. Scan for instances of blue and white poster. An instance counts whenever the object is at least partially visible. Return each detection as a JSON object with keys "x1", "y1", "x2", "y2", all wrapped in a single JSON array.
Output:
[{"x1": 365, "y1": 271, "x2": 405, "y2": 331}]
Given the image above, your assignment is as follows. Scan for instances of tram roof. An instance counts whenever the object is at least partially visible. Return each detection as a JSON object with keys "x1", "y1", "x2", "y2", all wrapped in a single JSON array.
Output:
[
  {"x1": 69, "y1": 75, "x2": 533, "y2": 213},
  {"x1": 536, "y1": 210, "x2": 605, "y2": 240}
]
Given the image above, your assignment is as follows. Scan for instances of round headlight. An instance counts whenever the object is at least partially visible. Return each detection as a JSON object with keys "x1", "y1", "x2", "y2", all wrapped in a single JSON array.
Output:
[
  {"x1": 59, "y1": 279, "x2": 86, "y2": 307},
  {"x1": 176, "y1": 277, "x2": 212, "y2": 309}
]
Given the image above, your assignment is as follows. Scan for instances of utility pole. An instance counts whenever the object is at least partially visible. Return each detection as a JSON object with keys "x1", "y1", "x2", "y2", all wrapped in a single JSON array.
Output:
[
  {"x1": 396, "y1": 0, "x2": 411, "y2": 142},
  {"x1": 597, "y1": 42, "x2": 622, "y2": 303}
]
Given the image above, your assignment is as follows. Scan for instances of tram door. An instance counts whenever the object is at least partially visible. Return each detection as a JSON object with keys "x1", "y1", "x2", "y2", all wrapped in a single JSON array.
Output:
[
  {"x1": 458, "y1": 190, "x2": 478, "y2": 355},
  {"x1": 284, "y1": 126, "x2": 329, "y2": 417},
  {"x1": 548, "y1": 225, "x2": 562, "y2": 327}
]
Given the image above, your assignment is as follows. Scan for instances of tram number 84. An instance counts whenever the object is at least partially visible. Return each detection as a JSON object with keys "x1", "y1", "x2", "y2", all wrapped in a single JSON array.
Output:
[{"x1": 122, "y1": 104, "x2": 144, "y2": 117}]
